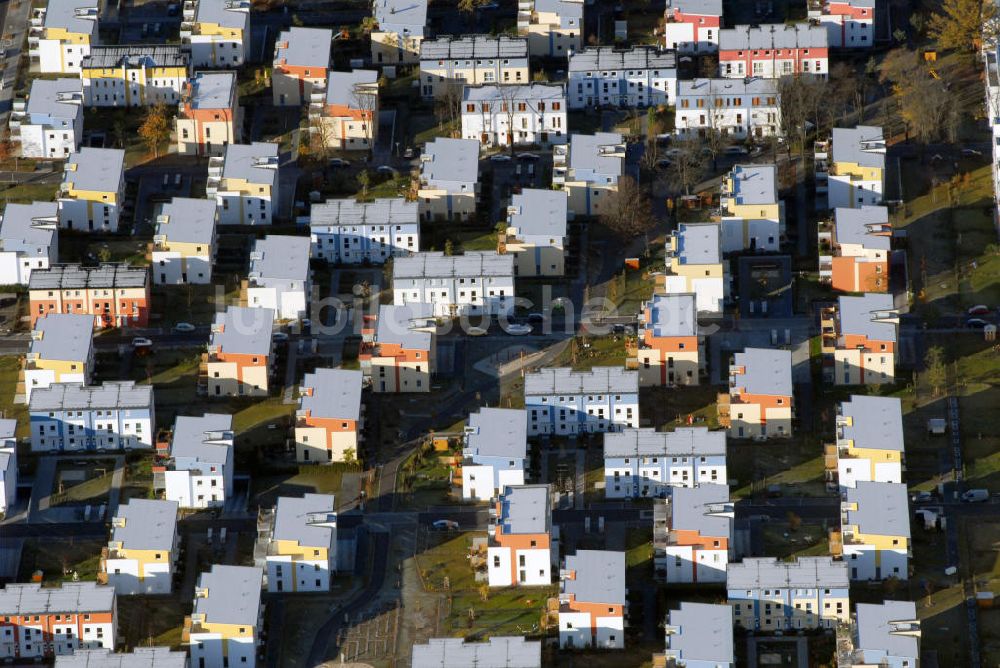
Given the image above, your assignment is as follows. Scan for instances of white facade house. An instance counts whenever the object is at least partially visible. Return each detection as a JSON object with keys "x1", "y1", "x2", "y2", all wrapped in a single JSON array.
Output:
[
  {"x1": 567, "y1": 46, "x2": 676, "y2": 109},
  {"x1": 246, "y1": 235, "x2": 311, "y2": 321},
  {"x1": 417, "y1": 138, "x2": 481, "y2": 222},
  {"x1": 180, "y1": 0, "x2": 250, "y2": 68},
  {"x1": 187, "y1": 566, "x2": 263, "y2": 668},
  {"x1": 412, "y1": 637, "x2": 541, "y2": 668},
  {"x1": 664, "y1": 222, "x2": 729, "y2": 314},
  {"x1": 152, "y1": 197, "x2": 219, "y2": 285},
  {"x1": 29, "y1": 0, "x2": 99, "y2": 74},
  {"x1": 29, "y1": 382, "x2": 154, "y2": 452},
  {"x1": 656, "y1": 484, "x2": 733, "y2": 584},
  {"x1": 719, "y1": 163, "x2": 784, "y2": 251},
  {"x1": 208, "y1": 142, "x2": 280, "y2": 225},
  {"x1": 461, "y1": 83, "x2": 567, "y2": 147},
  {"x1": 524, "y1": 367, "x2": 639, "y2": 436},
  {"x1": 846, "y1": 601, "x2": 920, "y2": 668},
  {"x1": 392, "y1": 251, "x2": 515, "y2": 318},
  {"x1": 55, "y1": 648, "x2": 188, "y2": 667},
  {"x1": 662, "y1": 602, "x2": 735, "y2": 668},
  {"x1": 462, "y1": 408, "x2": 528, "y2": 501},
  {"x1": 418, "y1": 35, "x2": 530, "y2": 100},
  {"x1": 0, "y1": 420, "x2": 17, "y2": 516},
  {"x1": 0, "y1": 201, "x2": 58, "y2": 286},
  {"x1": 309, "y1": 198, "x2": 419, "y2": 264},
  {"x1": 558, "y1": 550, "x2": 626, "y2": 650},
  {"x1": 503, "y1": 188, "x2": 567, "y2": 277},
  {"x1": 808, "y1": 0, "x2": 875, "y2": 49},
  {"x1": 103, "y1": 499, "x2": 180, "y2": 595},
  {"x1": 262, "y1": 493, "x2": 337, "y2": 593},
  {"x1": 487, "y1": 484, "x2": 553, "y2": 587},
  {"x1": 553, "y1": 132, "x2": 625, "y2": 218},
  {"x1": 835, "y1": 395, "x2": 904, "y2": 489},
  {"x1": 160, "y1": 413, "x2": 234, "y2": 510},
  {"x1": 828, "y1": 125, "x2": 885, "y2": 209},
  {"x1": 841, "y1": 481, "x2": 910, "y2": 582},
  {"x1": 674, "y1": 77, "x2": 781, "y2": 140},
  {"x1": 727, "y1": 557, "x2": 850, "y2": 631},
  {"x1": 663, "y1": 0, "x2": 723, "y2": 53},
  {"x1": 12, "y1": 78, "x2": 83, "y2": 158},
  {"x1": 603, "y1": 427, "x2": 727, "y2": 499},
  {"x1": 57, "y1": 148, "x2": 126, "y2": 233},
  {"x1": 987, "y1": 47, "x2": 1000, "y2": 221}
]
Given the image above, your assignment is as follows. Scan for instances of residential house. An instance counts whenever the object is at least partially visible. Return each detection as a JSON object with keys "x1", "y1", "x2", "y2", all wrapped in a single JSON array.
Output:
[
  {"x1": 80, "y1": 46, "x2": 189, "y2": 107},
  {"x1": 821, "y1": 293, "x2": 898, "y2": 385},
  {"x1": 727, "y1": 556, "x2": 850, "y2": 630},
  {"x1": 158, "y1": 413, "x2": 234, "y2": 509},
  {"x1": 826, "y1": 125, "x2": 885, "y2": 210},
  {"x1": 29, "y1": 0, "x2": 99, "y2": 74},
  {"x1": 310, "y1": 69, "x2": 379, "y2": 151},
  {"x1": 272, "y1": 28, "x2": 332, "y2": 107},
  {"x1": 631, "y1": 293, "x2": 701, "y2": 387},
  {"x1": 603, "y1": 427, "x2": 726, "y2": 499},
  {"x1": 841, "y1": 601, "x2": 920, "y2": 667},
  {"x1": 101, "y1": 499, "x2": 180, "y2": 595},
  {"x1": 0, "y1": 582, "x2": 116, "y2": 659},
  {"x1": 294, "y1": 368, "x2": 363, "y2": 464},
  {"x1": 24, "y1": 313, "x2": 94, "y2": 403},
  {"x1": 28, "y1": 263, "x2": 151, "y2": 328},
  {"x1": 0, "y1": 420, "x2": 16, "y2": 516},
  {"x1": 12, "y1": 77, "x2": 83, "y2": 158},
  {"x1": 359, "y1": 304, "x2": 436, "y2": 393},
  {"x1": 371, "y1": 0, "x2": 427, "y2": 64},
  {"x1": 152, "y1": 197, "x2": 218, "y2": 285},
  {"x1": 808, "y1": 0, "x2": 875, "y2": 48},
  {"x1": 186, "y1": 565, "x2": 263, "y2": 668},
  {"x1": 488, "y1": 484, "x2": 552, "y2": 587},
  {"x1": 417, "y1": 138, "x2": 480, "y2": 222},
  {"x1": 674, "y1": 77, "x2": 781, "y2": 140},
  {"x1": 244, "y1": 235, "x2": 311, "y2": 321},
  {"x1": 558, "y1": 550, "x2": 626, "y2": 649},
  {"x1": 518, "y1": 0, "x2": 584, "y2": 58},
  {"x1": 663, "y1": 222, "x2": 728, "y2": 314},
  {"x1": 411, "y1": 637, "x2": 541, "y2": 668},
  {"x1": 461, "y1": 83, "x2": 567, "y2": 147},
  {"x1": 208, "y1": 142, "x2": 280, "y2": 225},
  {"x1": 419, "y1": 36, "x2": 529, "y2": 99},
  {"x1": 819, "y1": 205, "x2": 891, "y2": 292},
  {"x1": 57, "y1": 148, "x2": 126, "y2": 233},
  {"x1": 29, "y1": 381, "x2": 154, "y2": 452},
  {"x1": 55, "y1": 648, "x2": 188, "y2": 667},
  {"x1": 310, "y1": 198, "x2": 419, "y2": 264},
  {"x1": 663, "y1": 0, "x2": 723, "y2": 53},
  {"x1": 503, "y1": 188, "x2": 567, "y2": 277},
  {"x1": 718, "y1": 24, "x2": 829, "y2": 78},
  {"x1": 0, "y1": 201, "x2": 58, "y2": 286},
  {"x1": 660, "y1": 602, "x2": 734, "y2": 668},
  {"x1": 260, "y1": 494, "x2": 337, "y2": 592},
  {"x1": 392, "y1": 251, "x2": 515, "y2": 317},
  {"x1": 180, "y1": 0, "x2": 250, "y2": 68},
  {"x1": 461, "y1": 408, "x2": 528, "y2": 501},
  {"x1": 176, "y1": 71, "x2": 242, "y2": 156},
  {"x1": 837, "y1": 481, "x2": 910, "y2": 581},
  {"x1": 655, "y1": 484, "x2": 732, "y2": 583},
  {"x1": 204, "y1": 306, "x2": 274, "y2": 397},
  {"x1": 524, "y1": 367, "x2": 639, "y2": 436},
  {"x1": 567, "y1": 46, "x2": 676, "y2": 109},
  {"x1": 718, "y1": 164, "x2": 784, "y2": 251},
  {"x1": 828, "y1": 395, "x2": 904, "y2": 489},
  {"x1": 553, "y1": 132, "x2": 625, "y2": 218},
  {"x1": 721, "y1": 348, "x2": 794, "y2": 439}
]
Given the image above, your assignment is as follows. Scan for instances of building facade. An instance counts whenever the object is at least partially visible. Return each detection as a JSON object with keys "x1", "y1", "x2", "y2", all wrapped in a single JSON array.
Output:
[
  {"x1": 661, "y1": 602, "x2": 734, "y2": 668},
  {"x1": 208, "y1": 142, "x2": 280, "y2": 225},
  {"x1": 632, "y1": 293, "x2": 701, "y2": 387},
  {"x1": 553, "y1": 132, "x2": 625, "y2": 218},
  {"x1": 186, "y1": 565, "x2": 263, "y2": 668},
  {"x1": 392, "y1": 251, "x2": 516, "y2": 317},
  {"x1": 29, "y1": 381, "x2": 154, "y2": 452},
  {"x1": 675, "y1": 77, "x2": 781, "y2": 140},
  {"x1": 567, "y1": 46, "x2": 676, "y2": 109},
  {"x1": 29, "y1": 0, "x2": 99, "y2": 74},
  {"x1": 0, "y1": 201, "x2": 59, "y2": 286},
  {"x1": 558, "y1": 550, "x2": 626, "y2": 649},
  {"x1": 819, "y1": 206, "x2": 891, "y2": 292},
  {"x1": 655, "y1": 485, "x2": 732, "y2": 584},
  {"x1": 359, "y1": 304, "x2": 437, "y2": 393},
  {"x1": 462, "y1": 408, "x2": 528, "y2": 501},
  {"x1": 176, "y1": 71, "x2": 242, "y2": 156},
  {"x1": 371, "y1": 0, "x2": 427, "y2": 64},
  {"x1": 101, "y1": 499, "x2": 180, "y2": 595},
  {"x1": 718, "y1": 24, "x2": 829, "y2": 79},
  {"x1": 663, "y1": 222, "x2": 728, "y2": 314},
  {"x1": 245, "y1": 235, "x2": 311, "y2": 321},
  {"x1": 461, "y1": 83, "x2": 567, "y2": 147},
  {"x1": 721, "y1": 348, "x2": 794, "y2": 439},
  {"x1": 487, "y1": 484, "x2": 552, "y2": 587},
  {"x1": 719, "y1": 163, "x2": 784, "y2": 251},
  {"x1": 827, "y1": 125, "x2": 885, "y2": 210},
  {"x1": 80, "y1": 46, "x2": 189, "y2": 107},
  {"x1": 294, "y1": 368, "x2": 363, "y2": 464},
  {"x1": 829, "y1": 395, "x2": 904, "y2": 490},
  {"x1": 838, "y1": 481, "x2": 910, "y2": 581},
  {"x1": 663, "y1": 0, "x2": 723, "y2": 53},
  {"x1": 152, "y1": 197, "x2": 218, "y2": 285},
  {"x1": 309, "y1": 69, "x2": 379, "y2": 151},
  {"x1": 603, "y1": 427, "x2": 726, "y2": 499},
  {"x1": 417, "y1": 138, "x2": 480, "y2": 222},
  {"x1": 180, "y1": 0, "x2": 250, "y2": 68},
  {"x1": 260, "y1": 494, "x2": 337, "y2": 593},
  {"x1": 24, "y1": 313, "x2": 94, "y2": 404},
  {"x1": 727, "y1": 557, "x2": 850, "y2": 631},
  {"x1": 57, "y1": 148, "x2": 126, "y2": 233},
  {"x1": 419, "y1": 35, "x2": 529, "y2": 99},
  {"x1": 157, "y1": 413, "x2": 234, "y2": 509},
  {"x1": 12, "y1": 77, "x2": 83, "y2": 158},
  {"x1": 0, "y1": 420, "x2": 17, "y2": 516},
  {"x1": 204, "y1": 306, "x2": 274, "y2": 397},
  {"x1": 503, "y1": 188, "x2": 567, "y2": 277},
  {"x1": 518, "y1": 0, "x2": 583, "y2": 57},
  {"x1": 272, "y1": 28, "x2": 331, "y2": 107},
  {"x1": 524, "y1": 367, "x2": 639, "y2": 436},
  {"x1": 808, "y1": 0, "x2": 875, "y2": 49},
  {"x1": 310, "y1": 197, "x2": 419, "y2": 264},
  {"x1": 0, "y1": 583, "x2": 116, "y2": 659},
  {"x1": 28, "y1": 263, "x2": 150, "y2": 328},
  {"x1": 821, "y1": 293, "x2": 898, "y2": 386}
]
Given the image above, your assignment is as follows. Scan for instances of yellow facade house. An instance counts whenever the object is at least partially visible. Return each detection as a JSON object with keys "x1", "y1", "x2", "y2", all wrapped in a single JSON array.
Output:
[
  {"x1": 185, "y1": 565, "x2": 263, "y2": 668},
  {"x1": 101, "y1": 499, "x2": 179, "y2": 595}
]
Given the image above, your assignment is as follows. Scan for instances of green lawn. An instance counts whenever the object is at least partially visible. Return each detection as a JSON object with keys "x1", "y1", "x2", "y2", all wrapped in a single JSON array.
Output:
[
  {"x1": 551, "y1": 335, "x2": 628, "y2": 371},
  {"x1": 0, "y1": 357, "x2": 28, "y2": 436},
  {"x1": 18, "y1": 538, "x2": 105, "y2": 582},
  {"x1": 0, "y1": 180, "x2": 59, "y2": 203}
]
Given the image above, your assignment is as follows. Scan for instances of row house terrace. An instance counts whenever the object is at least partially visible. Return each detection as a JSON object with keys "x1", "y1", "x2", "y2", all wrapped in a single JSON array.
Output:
[
  {"x1": 28, "y1": 263, "x2": 150, "y2": 328},
  {"x1": 29, "y1": 380, "x2": 154, "y2": 452},
  {"x1": 392, "y1": 251, "x2": 515, "y2": 318},
  {"x1": 80, "y1": 46, "x2": 190, "y2": 107},
  {"x1": 674, "y1": 76, "x2": 781, "y2": 140},
  {"x1": 460, "y1": 83, "x2": 567, "y2": 148},
  {"x1": 524, "y1": 366, "x2": 639, "y2": 436},
  {"x1": 603, "y1": 427, "x2": 726, "y2": 499},
  {"x1": 0, "y1": 582, "x2": 116, "y2": 659},
  {"x1": 566, "y1": 45, "x2": 677, "y2": 109},
  {"x1": 718, "y1": 23, "x2": 829, "y2": 79},
  {"x1": 419, "y1": 35, "x2": 529, "y2": 100},
  {"x1": 310, "y1": 197, "x2": 419, "y2": 264}
]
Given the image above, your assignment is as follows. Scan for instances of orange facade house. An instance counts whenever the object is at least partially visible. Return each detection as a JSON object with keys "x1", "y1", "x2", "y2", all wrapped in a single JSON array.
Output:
[
  {"x1": 272, "y1": 27, "x2": 331, "y2": 107},
  {"x1": 310, "y1": 69, "x2": 379, "y2": 151},
  {"x1": 655, "y1": 485, "x2": 732, "y2": 584},
  {"x1": 487, "y1": 484, "x2": 552, "y2": 587},
  {"x1": 822, "y1": 293, "x2": 898, "y2": 386},
  {"x1": 203, "y1": 306, "x2": 274, "y2": 398},
  {"x1": 295, "y1": 368, "x2": 364, "y2": 463},
  {"x1": 360, "y1": 304, "x2": 436, "y2": 393},
  {"x1": 558, "y1": 550, "x2": 626, "y2": 649},
  {"x1": 632, "y1": 292, "x2": 701, "y2": 387},
  {"x1": 722, "y1": 348, "x2": 794, "y2": 439},
  {"x1": 0, "y1": 582, "x2": 116, "y2": 659},
  {"x1": 820, "y1": 206, "x2": 891, "y2": 293},
  {"x1": 28, "y1": 263, "x2": 150, "y2": 328},
  {"x1": 176, "y1": 71, "x2": 242, "y2": 156}
]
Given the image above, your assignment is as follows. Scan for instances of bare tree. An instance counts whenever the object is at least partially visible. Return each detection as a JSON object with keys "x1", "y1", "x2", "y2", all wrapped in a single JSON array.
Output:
[
  {"x1": 495, "y1": 84, "x2": 524, "y2": 153},
  {"x1": 434, "y1": 82, "x2": 463, "y2": 135},
  {"x1": 666, "y1": 137, "x2": 707, "y2": 197},
  {"x1": 600, "y1": 175, "x2": 656, "y2": 239},
  {"x1": 350, "y1": 78, "x2": 379, "y2": 157}
]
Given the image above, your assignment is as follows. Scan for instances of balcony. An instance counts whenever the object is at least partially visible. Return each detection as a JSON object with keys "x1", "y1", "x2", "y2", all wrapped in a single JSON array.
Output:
[{"x1": 716, "y1": 393, "x2": 731, "y2": 427}]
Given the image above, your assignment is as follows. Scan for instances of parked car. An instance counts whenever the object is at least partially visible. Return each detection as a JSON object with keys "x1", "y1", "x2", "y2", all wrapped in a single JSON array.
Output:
[
  {"x1": 272, "y1": 332, "x2": 290, "y2": 342},
  {"x1": 911, "y1": 491, "x2": 933, "y2": 503},
  {"x1": 328, "y1": 158, "x2": 351, "y2": 168},
  {"x1": 527, "y1": 313, "x2": 545, "y2": 324},
  {"x1": 131, "y1": 337, "x2": 153, "y2": 348},
  {"x1": 968, "y1": 304, "x2": 991, "y2": 316},
  {"x1": 172, "y1": 322, "x2": 195, "y2": 333},
  {"x1": 966, "y1": 318, "x2": 989, "y2": 329},
  {"x1": 432, "y1": 519, "x2": 460, "y2": 530},
  {"x1": 376, "y1": 165, "x2": 397, "y2": 176},
  {"x1": 490, "y1": 154, "x2": 512, "y2": 162},
  {"x1": 503, "y1": 323, "x2": 532, "y2": 335},
  {"x1": 962, "y1": 489, "x2": 990, "y2": 503},
  {"x1": 724, "y1": 146, "x2": 748, "y2": 156},
  {"x1": 467, "y1": 326, "x2": 489, "y2": 336}
]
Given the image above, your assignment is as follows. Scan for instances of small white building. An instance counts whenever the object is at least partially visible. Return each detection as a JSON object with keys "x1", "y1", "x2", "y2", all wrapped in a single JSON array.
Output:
[
  {"x1": 0, "y1": 201, "x2": 58, "y2": 286},
  {"x1": 0, "y1": 420, "x2": 17, "y2": 516},
  {"x1": 29, "y1": 0, "x2": 99, "y2": 74},
  {"x1": 152, "y1": 197, "x2": 219, "y2": 285},
  {"x1": 603, "y1": 427, "x2": 727, "y2": 499},
  {"x1": 567, "y1": 46, "x2": 677, "y2": 109},
  {"x1": 558, "y1": 550, "x2": 626, "y2": 649},
  {"x1": 828, "y1": 125, "x2": 885, "y2": 210},
  {"x1": 663, "y1": 0, "x2": 723, "y2": 53},
  {"x1": 246, "y1": 235, "x2": 311, "y2": 321},
  {"x1": 309, "y1": 198, "x2": 419, "y2": 264},
  {"x1": 553, "y1": 132, "x2": 626, "y2": 218},
  {"x1": 412, "y1": 637, "x2": 541, "y2": 668},
  {"x1": 55, "y1": 648, "x2": 188, "y2": 667},
  {"x1": 504, "y1": 188, "x2": 567, "y2": 277},
  {"x1": 664, "y1": 222, "x2": 728, "y2": 314},
  {"x1": 262, "y1": 493, "x2": 337, "y2": 593},
  {"x1": 417, "y1": 138, "x2": 480, "y2": 222},
  {"x1": 12, "y1": 78, "x2": 83, "y2": 158},
  {"x1": 103, "y1": 499, "x2": 180, "y2": 595},
  {"x1": 674, "y1": 77, "x2": 781, "y2": 140},
  {"x1": 208, "y1": 142, "x2": 280, "y2": 225},
  {"x1": 188, "y1": 565, "x2": 263, "y2": 668},
  {"x1": 57, "y1": 148, "x2": 126, "y2": 233},
  {"x1": 809, "y1": 0, "x2": 875, "y2": 49},
  {"x1": 461, "y1": 83, "x2": 567, "y2": 148},
  {"x1": 846, "y1": 601, "x2": 920, "y2": 668},
  {"x1": 524, "y1": 367, "x2": 639, "y2": 436},
  {"x1": 719, "y1": 163, "x2": 784, "y2": 252},
  {"x1": 159, "y1": 413, "x2": 234, "y2": 510},
  {"x1": 462, "y1": 408, "x2": 528, "y2": 501},
  {"x1": 487, "y1": 484, "x2": 552, "y2": 587},
  {"x1": 840, "y1": 481, "x2": 910, "y2": 582},
  {"x1": 29, "y1": 381, "x2": 154, "y2": 452},
  {"x1": 655, "y1": 485, "x2": 733, "y2": 584},
  {"x1": 662, "y1": 602, "x2": 734, "y2": 668},
  {"x1": 392, "y1": 251, "x2": 515, "y2": 318}
]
